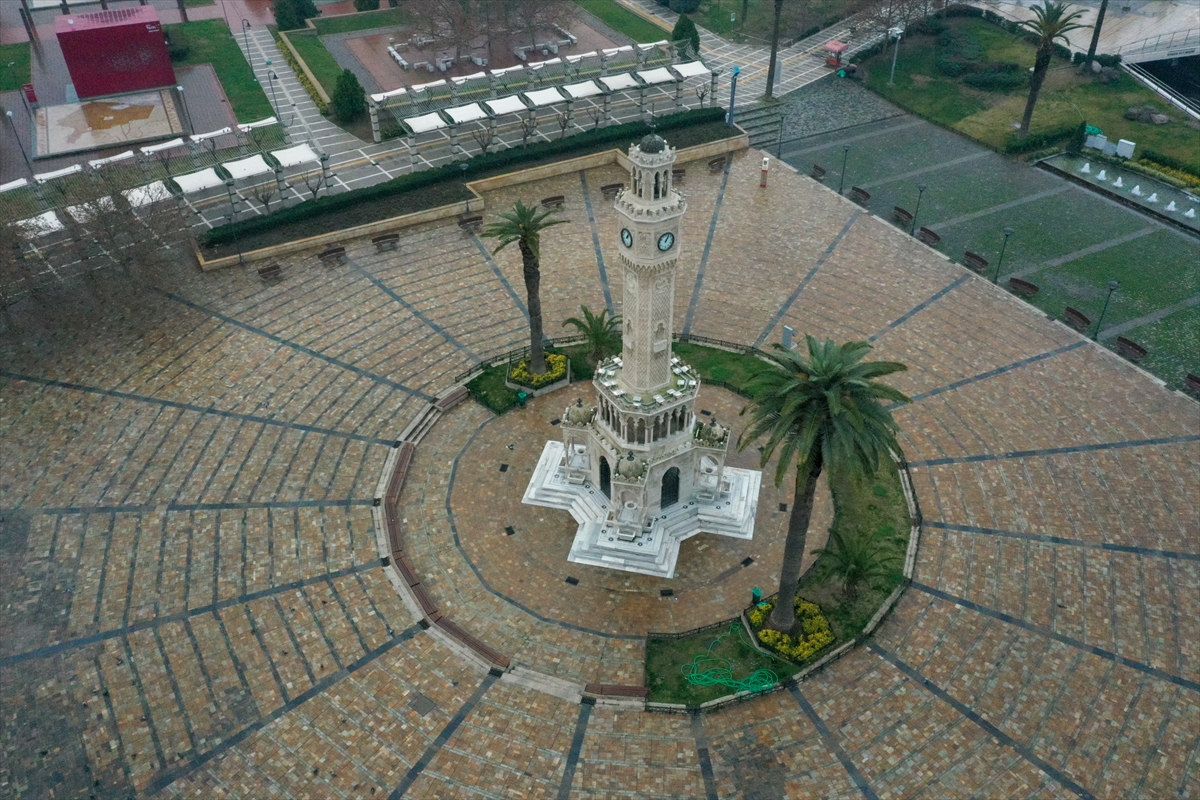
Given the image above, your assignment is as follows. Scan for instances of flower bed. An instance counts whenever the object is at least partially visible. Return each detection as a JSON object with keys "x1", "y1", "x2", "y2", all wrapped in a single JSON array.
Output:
[
  {"x1": 508, "y1": 353, "x2": 568, "y2": 390},
  {"x1": 747, "y1": 597, "x2": 835, "y2": 664}
]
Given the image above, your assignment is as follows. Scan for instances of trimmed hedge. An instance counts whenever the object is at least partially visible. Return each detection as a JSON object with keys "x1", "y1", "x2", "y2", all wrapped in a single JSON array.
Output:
[
  {"x1": 1004, "y1": 123, "x2": 1076, "y2": 153},
  {"x1": 200, "y1": 107, "x2": 727, "y2": 248}
]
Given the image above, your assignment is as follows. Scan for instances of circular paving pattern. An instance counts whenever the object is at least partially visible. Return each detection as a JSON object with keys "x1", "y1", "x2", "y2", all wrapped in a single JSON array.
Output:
[
  {"x1": 0, "y1": 150, "x2": 1196, "y2": 799},
  {"x1": 439, "y1": 385, "x2": 825, "y2": 638}
]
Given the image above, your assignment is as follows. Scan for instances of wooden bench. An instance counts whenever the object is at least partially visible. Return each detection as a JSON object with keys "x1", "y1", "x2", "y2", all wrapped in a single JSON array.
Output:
[
  {"x1": 257, "y1": 263, "x2": 283, "y2": 284},
  {"x1": 457, "y1": 215, "x2": 483, "y2": 234},
  {"x1": 410, "y1": 582, "x2": 441, "y2": 621},
  {"x1": 584, "y1": 683, "x2": 649, "y2": 699},
  {"x1": 916, "y1": 226, "x2": 941, "y2": 246},
  {"x1": 1007, "y1": 277, "x2": 1039, "y2": 299},
  {"x1": 372, "y1": 232, "x2": 399, "y2": 252},
  {"x1": 436, "y1": 617, "x2": 511, "y2": 670},
  {"x1": 892, "y1": 206, "x2": 913, "y2": 227},
  {"x1": 962, "y1": 251, "x2": 989, "y2": 274},
  {"x1": 671, "y1": 167, "x2": 685, "y2": 185},
  {"x1": 394, "y1": 555, "x2": 422, "y2": 587},
  {"x1": 810, "y1": 164, "x2": 826, "y2": 181},
  {"x1": 435, "y1": 386, "x2": 470, "y2": 411},
  {"x1": 708, "y1": 156, "x2": 727, "y2": 174},
  {"x1": 1184, "y1": 373, "x2": 1200, "y2": 399},
  {"x1": 1063, "y1": 306, "x2": 1091, "y2": 333},
  {"x1": 317, "y1": 245, "x2": 346, "y2": 266},
  {"x1": 540, "y1": 195, "x2": 565, "y2": 210},
  {"x1": 600, "y1": 182, "x2": 624, "y2": 199},
  {"x1": 850, "y1": 186, "x2": 871, "y2": 206},
  {"x1": 1115, "y1": 336, "x2": 1147, "y2": 362}
]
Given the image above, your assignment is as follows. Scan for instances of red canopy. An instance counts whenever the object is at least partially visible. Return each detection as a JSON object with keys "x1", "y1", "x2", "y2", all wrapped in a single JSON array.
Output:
[{"x1": 825, "y1": 40, "x2": 849, "y2": 53}]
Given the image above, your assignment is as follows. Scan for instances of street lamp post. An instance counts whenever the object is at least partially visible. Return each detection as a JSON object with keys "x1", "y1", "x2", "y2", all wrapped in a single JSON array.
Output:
[
  {"x1": 1093, "y1": 280, "x2": 1119, "y2": 340},
  {"x1": 241, "y1": 19, "x2": 254, "y2": 79},
  {"x1": 5, "y1": 110, "x2": 31, "y2": 173},
  {"x1": 266, "y1": 70, "x2": 282, "y2": 122},
  {"x1": 888, "y1": 27, "x2": 904, "y2": 86},
  {"x1": 910, "y1": 183, "x2": 926, "y2": 236},
  {"x1": 993, "y1": 227, "x2": 1014, "y2": 283},
  {"x1": 838, "y1": 145, "x2": 850, "y2": 195},
  {"x1": 727, "y1": 66, "x2": 740, "y2": 127},
  {"x1": 226, "y1": 213, "x2": 245, "y2": 267},
  {"x1": 175, "y1": 84, "x2": 192, "y2": 133}
]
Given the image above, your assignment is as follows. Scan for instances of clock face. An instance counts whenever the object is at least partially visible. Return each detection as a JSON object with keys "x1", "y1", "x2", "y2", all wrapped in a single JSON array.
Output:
[
  {"x1": 620, "y1": 228, "x2": 633, "y2": 248},
  {"x1": 657, "y1": 231, "x2": 675, "y2": 252}
]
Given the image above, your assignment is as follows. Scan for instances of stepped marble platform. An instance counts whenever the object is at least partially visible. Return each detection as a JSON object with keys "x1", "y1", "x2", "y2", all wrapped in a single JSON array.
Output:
[{"x1": 523, "y1": 441, "x2": 761, "y2": 579}]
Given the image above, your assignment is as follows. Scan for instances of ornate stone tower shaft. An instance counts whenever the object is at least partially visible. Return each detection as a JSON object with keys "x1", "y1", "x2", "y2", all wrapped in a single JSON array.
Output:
[{"x1": 614, "y1": 134, "x2": 686, "y2": 396}]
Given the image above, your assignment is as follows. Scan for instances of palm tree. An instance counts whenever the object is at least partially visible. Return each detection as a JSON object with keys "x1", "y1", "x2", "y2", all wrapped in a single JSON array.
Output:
[
  {"x1": 484, "y1": 201, "x2": 568, "y2": 375},
  {"x1": 764, "y1": 0, "x2": 784, "y2": 100},
  {"x1": 563, "y1": 305, "x2": 621, "y2": 366},
  {"x1": 1018, "y1": 1, "x2": 1089, "y2": 138},
  {"x1": 813, "y1": 525, "x2": 902, "y2": 602},
  {"x1": 739, "y1": 336, "x2": 908, "y2": 632}
]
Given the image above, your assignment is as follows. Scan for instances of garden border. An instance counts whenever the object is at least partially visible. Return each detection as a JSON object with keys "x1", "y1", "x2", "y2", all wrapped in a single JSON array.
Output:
[
  {"x1": 644, "y1": 448, "x2": 923, "y2": 714},
  {"x1": 193, "y1": 130, "x2": 748, "y2": 270}
]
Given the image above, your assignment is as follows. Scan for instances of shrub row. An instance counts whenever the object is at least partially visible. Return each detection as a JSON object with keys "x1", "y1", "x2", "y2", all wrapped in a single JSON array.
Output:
[
  {"x1": 1003, "y1": 123, "x2": 1076, "y2": 153},
  {"x1": 963, "y1": 68, "x2": 1026, "y2": 90},
  {"x1": 272, "y1": 29, "x2": 329, "y2": 116},
  {"x1": 200, "y1": 107, "x2": 726, "y2": 247},
  {"x1": 1140, "y1": 149, "x2": 1200, "y2": 180}
]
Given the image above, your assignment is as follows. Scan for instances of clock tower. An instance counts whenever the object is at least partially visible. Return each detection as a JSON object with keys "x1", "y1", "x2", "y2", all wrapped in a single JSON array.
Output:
[
  {"x1": 522, "y1": 135, "x2": 761, "y2": 579},
  {"x1": 614, "y1": 133, "x2": 685, "y2": 395}
]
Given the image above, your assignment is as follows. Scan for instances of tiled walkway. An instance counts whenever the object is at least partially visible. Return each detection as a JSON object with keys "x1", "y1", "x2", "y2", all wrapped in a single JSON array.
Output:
[{"x1": 1, "y1": 148, "x2": 1197, "y2": 799}]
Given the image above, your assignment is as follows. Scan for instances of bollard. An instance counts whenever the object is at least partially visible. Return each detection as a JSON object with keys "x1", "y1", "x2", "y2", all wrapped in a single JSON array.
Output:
[
  {"x1": 751, "y1": 587, "x2": 763, "y2": 605},
  {"x1": 760, "y1": 156, "x2": 770, "y2": 188},
  {"x1": 517, "y1": 391, "x2": 528, "y2": 408}
]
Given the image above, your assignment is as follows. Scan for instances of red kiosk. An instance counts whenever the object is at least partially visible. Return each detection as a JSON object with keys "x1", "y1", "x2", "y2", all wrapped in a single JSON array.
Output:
[
  {"x1": 55, "y1": 6, "x2": 176, "y2": 99},
  {"x1": 824, "y1": 40, "x2": 849, "y2": 68}
]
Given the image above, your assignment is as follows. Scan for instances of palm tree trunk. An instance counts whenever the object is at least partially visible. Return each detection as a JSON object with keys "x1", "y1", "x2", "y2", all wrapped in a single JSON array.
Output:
[
  {"x1": 520, "y1": 242, "x2": 546, "y2": 374},
  {"x1": 764, "y1": 0, "x2": 784, "y2": 99},
  {"x1": 1085, "y1": 0, "x2": 1109, "y2": 67},
  {"x1": 1019, "y1": 48, "x2": 1053, "y2": 137},
  {"x1": 767, "y1": 451, "x2": 824, "y2": 632}
]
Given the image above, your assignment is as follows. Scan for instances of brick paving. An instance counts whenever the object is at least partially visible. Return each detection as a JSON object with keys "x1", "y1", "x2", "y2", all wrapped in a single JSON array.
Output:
[{"x1": 0, "y1": 148, "x2": 1197, "y2": 798}]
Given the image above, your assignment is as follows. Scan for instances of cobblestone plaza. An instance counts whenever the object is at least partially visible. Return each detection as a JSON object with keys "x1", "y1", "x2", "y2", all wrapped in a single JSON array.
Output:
[{"x1": 1, "y1": 148, "x2": 1197, "y2": 798}]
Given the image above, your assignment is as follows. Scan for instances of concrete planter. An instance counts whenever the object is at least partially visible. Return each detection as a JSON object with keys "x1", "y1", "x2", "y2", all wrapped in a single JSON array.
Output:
[
  {"x1": 505, "y1": 359, "x2": 571, "y2": 397},
  {"x1": 195, "y1": 129, "x2": 749, "y2": 272}
]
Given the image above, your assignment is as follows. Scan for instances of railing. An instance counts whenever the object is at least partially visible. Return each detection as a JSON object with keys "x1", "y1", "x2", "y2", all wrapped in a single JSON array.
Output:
[
  {"x1": 1117, "y1": 28, "x2": 1200, "y2": 58},
  {"x1": 452, "y1": 335, "x2": 589, "y2": 384}
]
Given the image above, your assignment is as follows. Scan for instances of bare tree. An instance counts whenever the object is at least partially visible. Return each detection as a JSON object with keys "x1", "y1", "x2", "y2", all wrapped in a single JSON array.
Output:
[
  {"x1": 249, "y1": 180, "x2": 278, "y2": 214},
  {"x1": 554, "y1": 109, "x2": 571, "y2": 139},
  {"x1": 861, "y1": 0, "x2": 923, "y2": 44},
  {"x1": 408, "y1": 0, "x2": 486, "y2": 62},
  {"x1": 694, "y1": 83, "x2": 709, "y2": 109},
  {"x1": 0, "y1": 223, "x2": 38, "y2": 328},
  {"x1": 299, "y1": 169, "x2": 326, "y2": 200},
  {"x1": 502, "y1": 0, "x2": 575, "y2": 50},
  {"x1": 586, "y1": 107, "x2": 603, "y2": 129},
  {"x1": 470, "y1": 125, "x2": 496, "y2": 154},
  {"x1": 520, "y1": 116, "x2": 538, "y2": 147}
]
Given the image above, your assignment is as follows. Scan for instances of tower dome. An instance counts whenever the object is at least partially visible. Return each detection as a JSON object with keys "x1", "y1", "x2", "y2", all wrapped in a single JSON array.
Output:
[{"x1": 639, "y1": 133, "x2": 666, "y2": 154}]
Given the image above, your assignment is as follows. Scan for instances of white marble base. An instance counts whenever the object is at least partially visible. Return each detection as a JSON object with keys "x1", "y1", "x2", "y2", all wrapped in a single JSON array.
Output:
[{"x1": 522, "y1": 441, "x2": 761, "y2": 579}]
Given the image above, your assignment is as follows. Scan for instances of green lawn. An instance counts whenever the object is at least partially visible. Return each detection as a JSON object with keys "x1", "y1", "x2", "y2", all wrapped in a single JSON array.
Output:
[
  {"x1": 286, "y1": 32, "x2": 344, "y2": 97},
  {"x1": 575, "y1": 0, "x2": 669, "y2": 43},
  {"x1": 311, "y1": 7, "x2": 411, "y2": 35},
  {"x1": 673, "y1": 341, "x2": 769, "y2": 390},
  {"x1": 1119, "y1": 305, "x2": 1200, "y2": 389},
  {"x1": 801, "y1": 460, "x2": 910, "y2": 640},
  {"x1": 0, "y1": 43, "x2": 32, "y2": 93},
  {"x1": 696, "y1": 0, "x2": 848, "y2": 41},
  {"x1": 646, "y1": 622, "x2": 790, "y2": 705},
  {"x1": 164, "y1": 20, "x2": 273, "y2": 122},
  {"x1": 184, "y1": 0, "x2": 215, "y2": 7},
  {"x1": 864, "y1": 17, "x2": 1200, "y2": 171}
]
